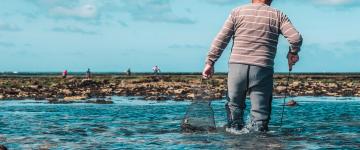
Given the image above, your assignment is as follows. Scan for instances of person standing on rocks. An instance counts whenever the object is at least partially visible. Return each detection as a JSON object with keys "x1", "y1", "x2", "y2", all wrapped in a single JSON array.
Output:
[
  {"x1": 86, "y1": 68, "x2": 91, "y2": 79},
  {"x1": 202, "y1": 0, "x2": 303, "y2": 132},
  {"x1": 126, "y1": 68, "x2": 132, "y2": 76},
  {"x1": 62, "y1": 70, "x2": 68, "y2": 79},
  {"x1": 152, "y1": 65, "x2": 161, "y2": 75}
]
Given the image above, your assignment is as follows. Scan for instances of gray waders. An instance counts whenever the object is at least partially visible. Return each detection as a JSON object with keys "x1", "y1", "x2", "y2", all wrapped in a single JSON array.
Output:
[{"x1": 226, "y1": 63, "x2": 273, "y2": 132}]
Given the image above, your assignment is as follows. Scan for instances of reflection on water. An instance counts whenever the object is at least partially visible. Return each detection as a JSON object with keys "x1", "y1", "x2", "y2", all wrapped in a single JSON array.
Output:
[{"x1": 0, "y1": 97, "x2": 359, "y2": 149}]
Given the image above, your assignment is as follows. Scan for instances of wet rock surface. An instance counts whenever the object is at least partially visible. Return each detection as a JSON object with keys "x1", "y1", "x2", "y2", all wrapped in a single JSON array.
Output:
[{"x1": 1, "y1": 74, "x2": 360, "y2": 101}]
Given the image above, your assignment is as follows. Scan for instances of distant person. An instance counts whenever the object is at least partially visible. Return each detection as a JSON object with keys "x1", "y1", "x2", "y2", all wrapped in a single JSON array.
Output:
[
  {"x1": 126, "y1": 68, "x2": 132, "y2": 76},
  {"x1": 62, "y1": 70, "x2": 68, "y2": 78},
  {"x1": 152, "y1": 65, "x2": 161, "y2": 75},
  {"x1": 202, "y1": 0, "x2": 303, "y2": 132},
  {"x1": 86, "y1": 68, "x2": 91, "y2": 79}
]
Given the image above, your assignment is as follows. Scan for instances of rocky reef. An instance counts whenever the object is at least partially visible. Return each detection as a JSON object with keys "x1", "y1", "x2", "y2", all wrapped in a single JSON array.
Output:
[{"x1": 0, "y1": 74, "x2": 360, "y2": 101}]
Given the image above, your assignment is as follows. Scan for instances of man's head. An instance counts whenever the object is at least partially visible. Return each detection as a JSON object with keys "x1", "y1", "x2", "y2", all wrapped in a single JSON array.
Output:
[{"x1": 252, "y1": 0, "x2": 273, "y2": 5}]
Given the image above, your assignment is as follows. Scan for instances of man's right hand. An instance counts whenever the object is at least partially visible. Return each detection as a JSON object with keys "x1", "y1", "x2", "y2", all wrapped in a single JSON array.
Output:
[
  {"x1": 287, "y1": 52, "x2": 299, "y2": 71},
  {"x1": 202, "y1": 64, "x2": 214, "y2": 79}
]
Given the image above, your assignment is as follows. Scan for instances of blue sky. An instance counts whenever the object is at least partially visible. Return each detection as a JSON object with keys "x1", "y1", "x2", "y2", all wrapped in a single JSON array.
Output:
[{"x1": 0, "y1": 0, "x2": 359, "y2": 72}]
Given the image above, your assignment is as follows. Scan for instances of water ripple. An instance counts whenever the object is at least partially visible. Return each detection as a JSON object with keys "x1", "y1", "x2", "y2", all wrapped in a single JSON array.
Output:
[{"x1": 0, "y1": 97, "x2": 359, "y2": 149}]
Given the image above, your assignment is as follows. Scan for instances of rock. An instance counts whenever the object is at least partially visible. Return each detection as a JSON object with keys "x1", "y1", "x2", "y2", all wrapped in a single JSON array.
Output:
[
  {"x1": 326, "y1": 93, "x2": 340, "y2": 97},
  {"x1": 48, "y1": 99, "x2": 73, "y2": 104},
  {"x1": 89, "y1": 99, "x2": 114, "y2": 104},
  {"x1": 202, "y1": 96, "x2": 212, "y2": 100},
  {"x1": 2, "y1": 75, "x2": 360, "y2": 101},
  {"x1": 144, "y1": 96, "x2": 168, "y2": 100},
  {"x1": 342, "y1": 88, "x2": 354, "y2": 96},
  {"x1": 318, "y1": 82, "x2": 326, "y2": 87},
  {"x1": 286, "y1": 100, "x2": 298, "y2": 106},
  {"x1": 81, "y1": 89, "x2": 92, "y2": 95},
  {"x1": 174, "y1": 96, "x2": 184, "y2": 101},
  {"x1": 304, "y1": 82, "x2": 310, "y2": 86},
  {"x1": 275, "y1": 86, "x2": 287, "y2": 93},
  {"x1": 63, "y1": 96, "x2": 88, "y2": 101},
  {"x1": 101, "y1": 88, "x2": 113, "y2": 94},
  {"x1": 305, "y1": 90, "x2": 314, "y2": 95},
  {"x1": 353, "y1": 83, "x2": 360, "y2": 88},
  {"x1": 30, "y1": 85, "x2": 40, "y2": 89},
  {"x1": 148, "y1": 91, "x2": 160, "y2": 96},
  {"x1": 46, "y1": 97, "x2": 57, "y2": 101},
  {"x1": 343, "y1": 88, "x2": 353, "y2": 91},
  {"x1": 38, "y1": 143, "x2": 52, "y2": 150},
  {"x1": 292, "y1": 81, "x2": 301, "y2": 87},
  {"x1": 214, "y1": 93, "x2": 222, "y2": 99},
  {"x1": 61, "y1": 89, "x2": 73, "y2": 95},
  {"x1": 174, "y1": 89, "x2": 185, "y2": 95},
  {"x1": 114, "y1": 89, "x2": 125, "y2": 95},
  {"x1": 34, "y1": 96, "x2": 46, "y2": 100},
  {"x1": 80, "y1": 79, "x2": 96, "y2": 87},
  {"x1": 328, "y1": 83, "x2": 338, "y2": 88},
  {"x1": 187, "y1": 93, "x2": 195, "y2": 99},
  {"x1": 290, "y1": 91, "x2": 299, "y2": 96}
]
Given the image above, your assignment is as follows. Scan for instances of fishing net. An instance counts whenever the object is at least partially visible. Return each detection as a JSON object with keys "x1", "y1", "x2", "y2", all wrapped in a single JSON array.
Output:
[
  {"x1": 181, "y1": 80, "x2": 217, "y2": 132},
  {"x1": 181, "y1": 101, "x2": 216, "y2": 132}
]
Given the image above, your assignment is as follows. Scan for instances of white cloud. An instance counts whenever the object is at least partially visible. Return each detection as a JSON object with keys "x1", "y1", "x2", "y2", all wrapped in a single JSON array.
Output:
[
  {"x1": 0, "y1": 41, "x2": 16, "y2": 47},
  {"x1": 0, "y1": 22, "x2": 21, "y2": 31},
  {"x1": 314, "y1": 0, "x2": 352, "y2": 5},
  {"x1": 52, "y1": 25, "x2": 97, "y2": 35},
  {"x1": 50, "y1": 4, "x2": 97, "y2": 19},
  {"x1": 119, "y1": 0, "x2": 195, "y2": 24},
  {"x1": 20, "y1": 0, "x2": 194, "y2": 24}
]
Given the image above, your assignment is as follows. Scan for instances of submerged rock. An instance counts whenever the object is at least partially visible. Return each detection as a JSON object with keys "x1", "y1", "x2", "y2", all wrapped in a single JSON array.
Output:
[
  {"x1": 144, "y1": 95, "x2": 169, "y2": 101},
  {"x1": 48, "y1": 99, "x2": 74, "y2": 104},
  {"x1": 286, "y1": 100, "x2": 298, "y2": 106},
  {"x1": 87, "y1": 99, "x2": 114, "y2": 104}
]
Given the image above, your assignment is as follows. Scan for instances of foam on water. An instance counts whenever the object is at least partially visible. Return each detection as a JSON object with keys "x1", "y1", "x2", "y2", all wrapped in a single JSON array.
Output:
[{"x1": 112, "y1": 97, "x2": 191, "y2": 106}]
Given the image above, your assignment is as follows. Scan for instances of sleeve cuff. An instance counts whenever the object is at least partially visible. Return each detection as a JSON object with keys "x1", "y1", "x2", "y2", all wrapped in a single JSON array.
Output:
[{"x1": 290, "y1": 46, "x2": 300, "y2": 53}]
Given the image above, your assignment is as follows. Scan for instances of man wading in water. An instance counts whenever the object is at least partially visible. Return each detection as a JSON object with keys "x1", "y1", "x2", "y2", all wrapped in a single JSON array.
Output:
[{"x1": 202, "y1": 0, "x2": 303, "y2": 132}]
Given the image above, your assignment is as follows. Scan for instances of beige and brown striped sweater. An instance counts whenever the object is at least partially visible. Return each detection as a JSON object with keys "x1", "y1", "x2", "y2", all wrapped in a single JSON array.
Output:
[{"x1": 206, "y1": 3, "x2": 303, "y2": 68}]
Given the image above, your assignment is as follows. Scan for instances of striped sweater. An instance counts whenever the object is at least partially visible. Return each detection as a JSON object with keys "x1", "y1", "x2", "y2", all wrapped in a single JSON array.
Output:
[{"x1": 206, "y1": 3, "x2": 303, "y2": 68}]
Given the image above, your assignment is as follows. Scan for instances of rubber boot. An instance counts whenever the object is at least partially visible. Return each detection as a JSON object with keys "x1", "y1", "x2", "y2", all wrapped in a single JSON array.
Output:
[
  {"x1": 225, "y1": 103, "x2": 245, "y2": 130},
  {"x1": 251, "y1": 121, "x2": 269, "y2": 132}
]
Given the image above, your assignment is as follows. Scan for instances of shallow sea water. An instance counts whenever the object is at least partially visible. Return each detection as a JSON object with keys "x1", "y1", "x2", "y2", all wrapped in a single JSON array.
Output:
[{"x1": 0, "y1": 97, "x2": 359, "y2": 149}]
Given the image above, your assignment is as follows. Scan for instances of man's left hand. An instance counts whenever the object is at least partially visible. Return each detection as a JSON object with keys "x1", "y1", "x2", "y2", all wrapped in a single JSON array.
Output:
[{"x1": 287, "y1": 53, "x2": 299, "y2": 71}]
